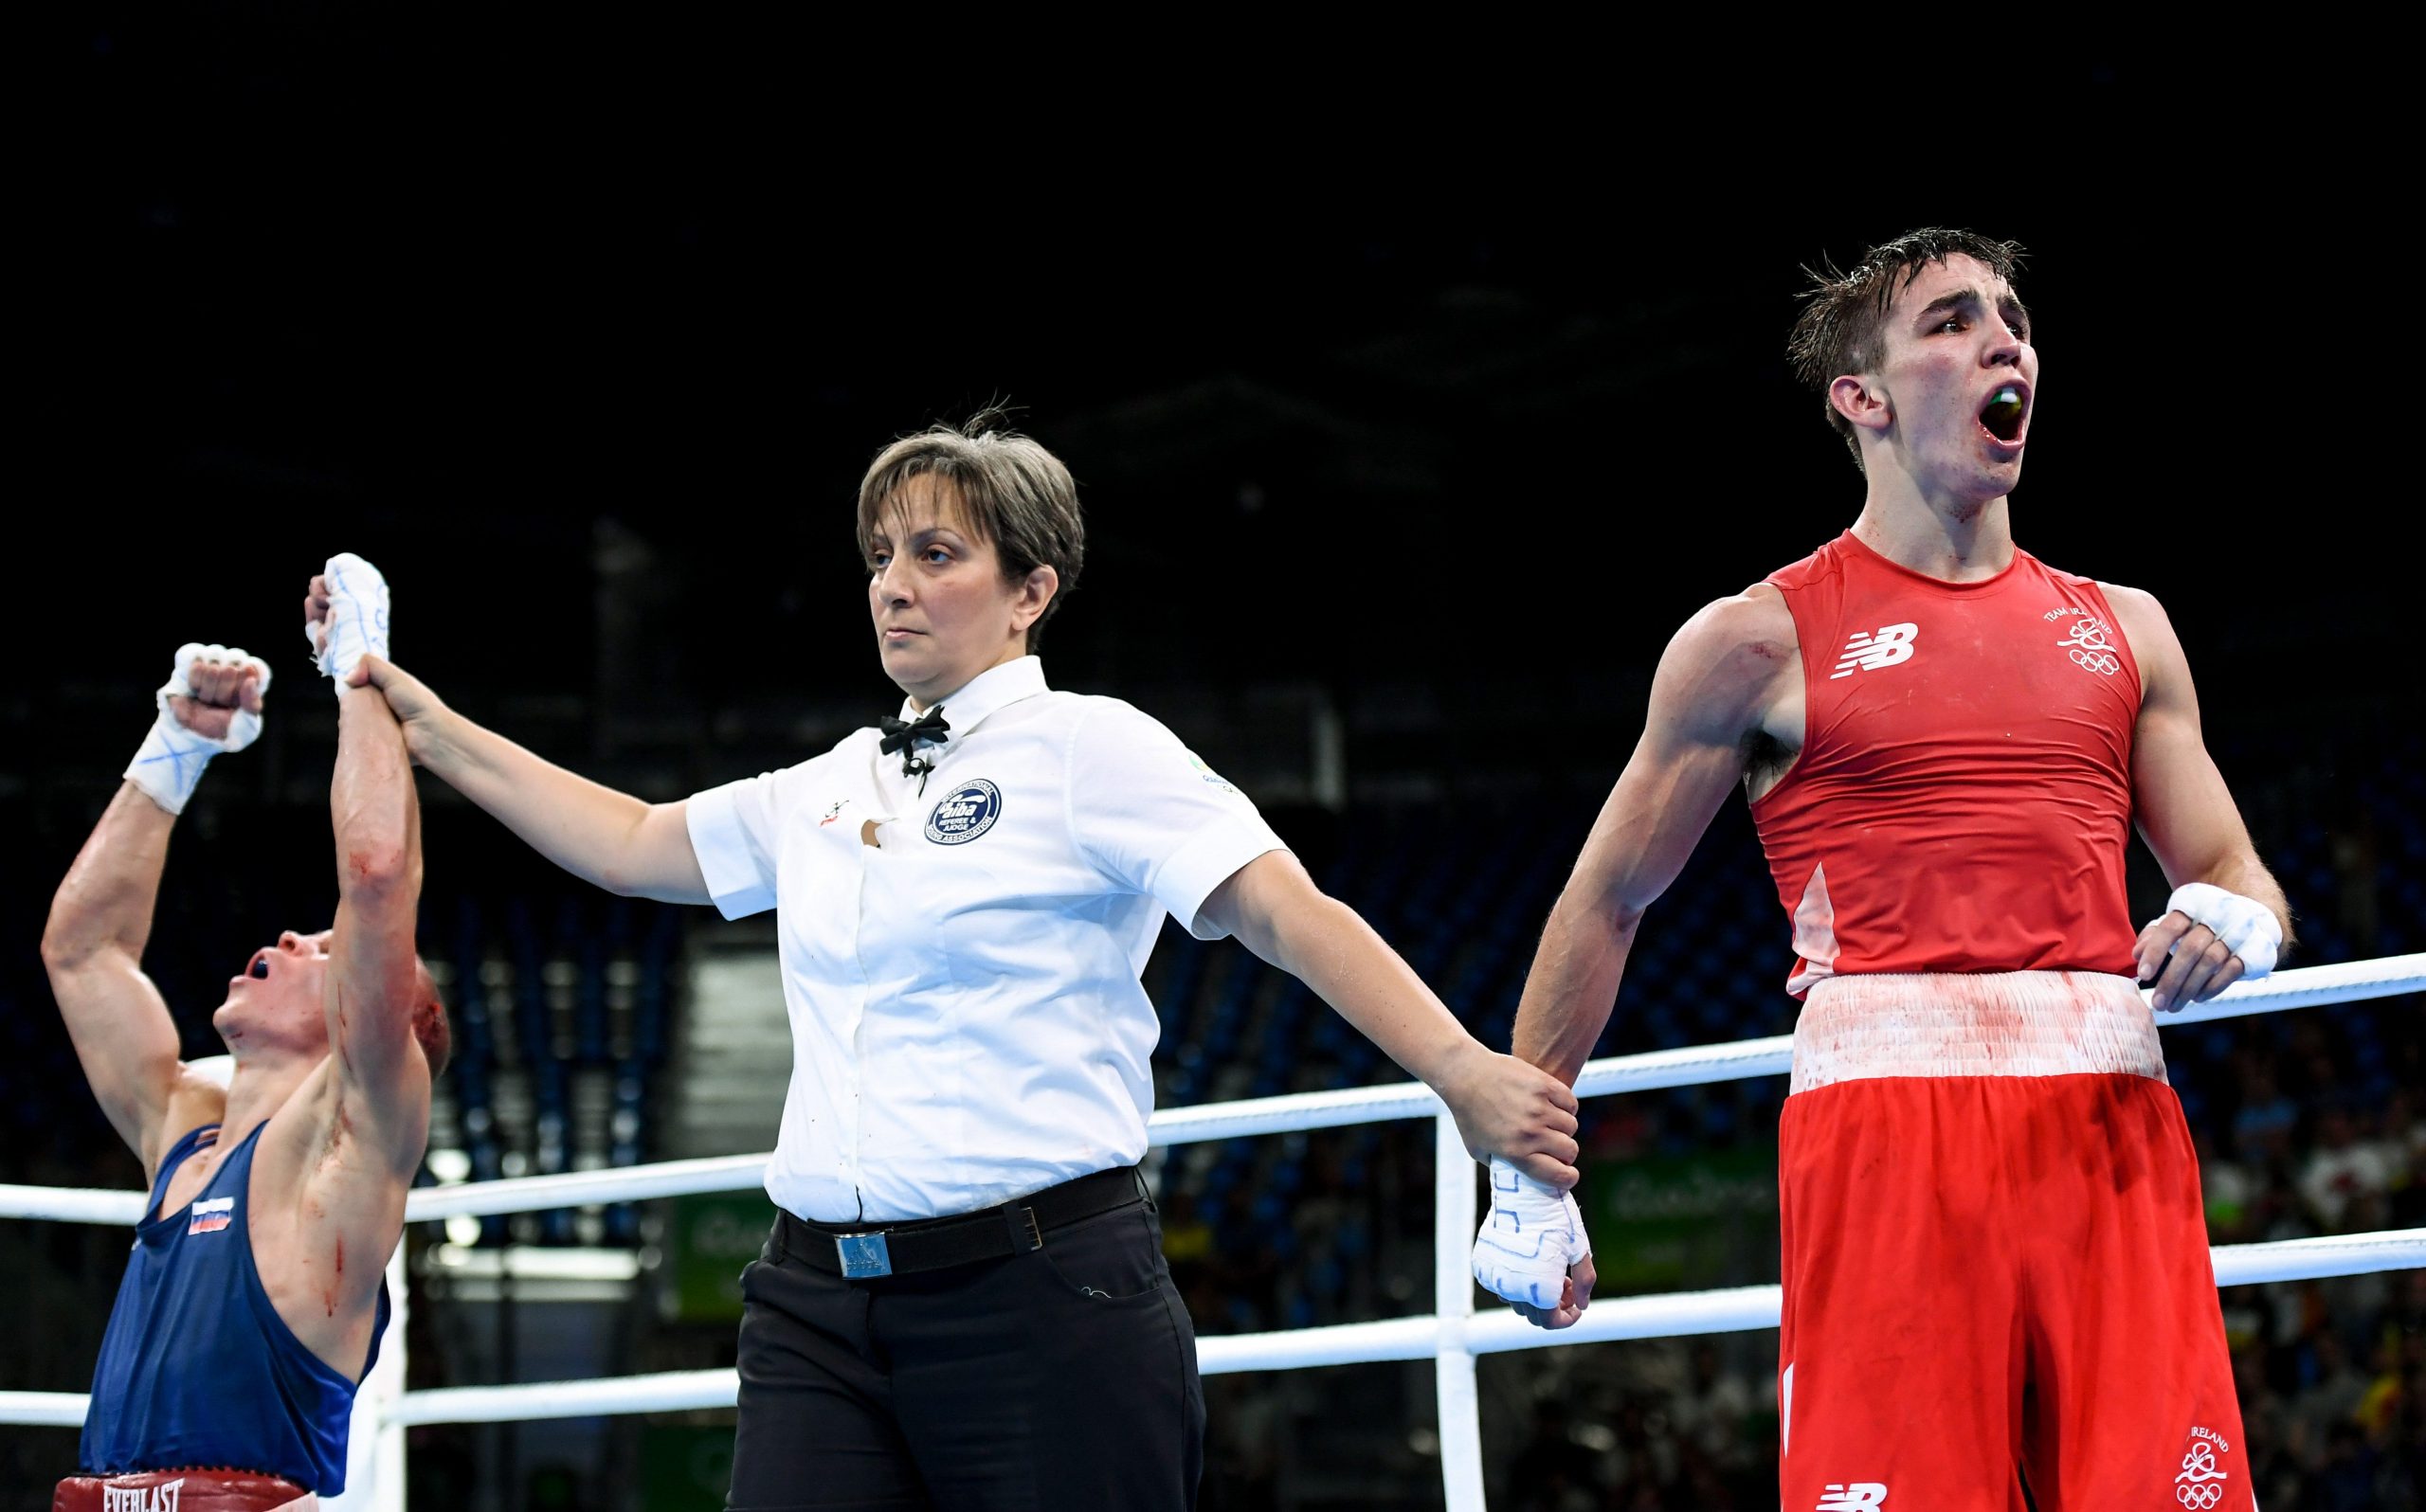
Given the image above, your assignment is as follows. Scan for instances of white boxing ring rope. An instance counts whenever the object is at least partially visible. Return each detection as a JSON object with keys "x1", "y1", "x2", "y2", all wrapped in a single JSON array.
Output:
[{"x1": 3, "y1": 954, "x2": 2421, "y2": 1512}]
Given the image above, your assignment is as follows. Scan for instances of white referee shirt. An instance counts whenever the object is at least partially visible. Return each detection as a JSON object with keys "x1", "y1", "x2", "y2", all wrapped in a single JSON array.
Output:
[{"x1": 684, "y1": 656, "x2": 1288, "y2": 1223}]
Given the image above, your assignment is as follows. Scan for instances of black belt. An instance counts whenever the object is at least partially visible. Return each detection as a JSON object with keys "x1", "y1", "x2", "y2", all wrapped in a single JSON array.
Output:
[{"x1": 777, "y1": 1164, "x2": 1147, "y2": 1280}]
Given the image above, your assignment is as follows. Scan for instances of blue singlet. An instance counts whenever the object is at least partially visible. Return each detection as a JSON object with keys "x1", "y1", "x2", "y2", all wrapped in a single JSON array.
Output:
[{"x1": 79, "y1": 1122, "x2": 389, "y2": 1493}]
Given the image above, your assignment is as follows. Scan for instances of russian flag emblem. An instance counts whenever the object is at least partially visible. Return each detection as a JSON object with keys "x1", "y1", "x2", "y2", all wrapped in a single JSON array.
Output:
[{"x1": 188, "y1": 1197, "x2": 233, "y2": 1235}]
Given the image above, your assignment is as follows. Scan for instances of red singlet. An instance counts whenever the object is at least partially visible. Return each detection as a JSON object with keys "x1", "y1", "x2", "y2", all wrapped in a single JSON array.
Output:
[
  {"x1": 1746, "y1": 531, "x2": 2252, "y2": 1510},
  {"x1": 1752, "y1": 531, "x2": 2142, "y2": 992}
]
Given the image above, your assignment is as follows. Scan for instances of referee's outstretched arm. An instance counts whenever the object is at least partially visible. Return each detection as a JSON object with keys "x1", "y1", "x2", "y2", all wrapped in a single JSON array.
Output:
[
  {"x1": 346, "y1": 645, "x2": 1584, "y2": 1189},
  {"x1": 1200, "y1": 851, "x2": 1583, "y2": 1190},
  {"x1": 340, "y1": 654, "x2": 712, "y2": 906}
]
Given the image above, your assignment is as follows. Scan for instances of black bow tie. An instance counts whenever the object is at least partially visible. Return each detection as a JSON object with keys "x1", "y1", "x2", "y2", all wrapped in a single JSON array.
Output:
[
  {"x1": 878, "y1": 706, "x2": 950, "y2": 756},
  {"x1": 878, "y1": 706, "x2": 950, "y2": 792}
]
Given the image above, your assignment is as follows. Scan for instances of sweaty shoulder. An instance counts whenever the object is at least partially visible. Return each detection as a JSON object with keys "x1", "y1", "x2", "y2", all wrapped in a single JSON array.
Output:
[
  {"x1": 2091, "y1": 579, "x2": 2163, "y2": 630},
  {"x1": 2091, "y1": 579, "x2": 2183, "y2": 699},
  {"x1": 1639, "y1": 592, "x2": 1814, "y2": 757},
  {"x1": 1666, "y1": 585, "x2": 1799, "y2": 687}
]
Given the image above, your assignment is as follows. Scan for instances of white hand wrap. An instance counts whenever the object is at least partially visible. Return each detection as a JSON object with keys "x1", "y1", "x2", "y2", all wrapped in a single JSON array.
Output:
[
  {"x1": 312, "y1": 550, "x2": 391, "y2": 683},
  {"x1": 123, "y1": 643, "x2": 273, "y2": 815},
  {"x1": 1471, "y1": 1158, "x2": 1590, "y2": 1310},
  {"x1": 2158, "y1": 882, "x2": 2281, "y2": 980}
]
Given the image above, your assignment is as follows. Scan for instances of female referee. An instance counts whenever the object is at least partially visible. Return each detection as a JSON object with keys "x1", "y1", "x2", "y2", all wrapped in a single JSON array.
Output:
[{"x1": 334, "y1": 416, "x2": 1581, "y2": 1511}]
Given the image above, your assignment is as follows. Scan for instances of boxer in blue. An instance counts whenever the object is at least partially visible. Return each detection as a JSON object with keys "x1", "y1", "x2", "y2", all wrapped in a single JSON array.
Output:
[{"x1": 43, "y1": 556, "x2": 446, "y2": 1512}]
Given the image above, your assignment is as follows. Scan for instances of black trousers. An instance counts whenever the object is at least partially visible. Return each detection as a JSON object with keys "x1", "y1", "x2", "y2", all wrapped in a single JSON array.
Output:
[{"x1": 725, "y1": 1187, "x2": 1204, "y2": 1511}]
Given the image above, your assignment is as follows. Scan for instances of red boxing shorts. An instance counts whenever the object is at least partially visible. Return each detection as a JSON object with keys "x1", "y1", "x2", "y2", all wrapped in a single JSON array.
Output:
[
  {"x1": 1776, "y1": 971, "x2": 2251, "y2": 1512},
  {"x1": 53, "y1": 1468, "x2": 316, "y2": 1512}
]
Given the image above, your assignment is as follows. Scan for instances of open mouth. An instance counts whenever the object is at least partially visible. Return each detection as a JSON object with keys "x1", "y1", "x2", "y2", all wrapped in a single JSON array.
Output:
[
  {"x1": 246, "y1": 951, "x2": 270, "y2": 981},
  {"x1": 1979, "y1": 382, "x2": 2029, "y2": 445}
]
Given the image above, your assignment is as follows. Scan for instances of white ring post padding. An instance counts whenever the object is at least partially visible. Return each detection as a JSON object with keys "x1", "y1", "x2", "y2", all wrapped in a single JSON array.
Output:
[
  {"x1": 2155, "y1": 953, "x2": 2426, "y2": 1024},
  {"x1": 1197, "y1": 1316, "x2": 1442, "y2": 1375},
  {"x1": 7, "y1": 959, "x2": 2418, "y2": 1234},
  {"x1": 195, "y1": 1228, "x2": 2418, "y2": 1431},
  {"x1": 2, "y1": 946, "x2": 2420, "y2": 1508},
  {"x1": 1574, "y1": 1036, "x2": 1793, "y2": 1098},
  {"x1": 1434, "y1": 1112, "x2": 1486, "y2": 1512},
  {"x1": 387, "y1": 1368, "x2": 738, "y2": 1428},
  {"x1": 1469, "y1": 1284, "x2": 1783, "y2": 1353},
  {"x1": 0, "y1": 1152, "x2": 775, "y2": 1229},
  {"x1": 7, "y1": 1233, "x2": 2423, "y2": 1427},
  {"x1": 403, "y1": 1153, "x2": 769, "y2": 1222},
  {"x1": 2207, "y1": 1227, "x2": 2426, "y2": 1287},
  {"x1": 0, "y1": 1391, "x2": 89, "y2": 1428},
  {"x1": 0, "y1": 1185, "x2": 146, "y2": 1227},
  {"x1": 330, "y1": 1242, "x2": 408, "y2": 1512},
  {"x1": 1148, "y1": 1081, "x2": 1448, "y2": 1146}
]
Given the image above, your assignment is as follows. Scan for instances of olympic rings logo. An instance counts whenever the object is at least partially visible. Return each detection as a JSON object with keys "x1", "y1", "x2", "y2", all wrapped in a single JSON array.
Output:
[
  {"x1": 2177, "y1": 1485, "x2": 2223, "y2": 1509},
  {"x1": 2069, "y1": 648, "x2": 2122, "y2": 676}
]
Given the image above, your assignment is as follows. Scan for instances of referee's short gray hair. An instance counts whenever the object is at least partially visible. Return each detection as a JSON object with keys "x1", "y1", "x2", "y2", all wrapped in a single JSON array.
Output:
[{"x1": 856, "y1": 411, "x2": 1086, "y2": 651}]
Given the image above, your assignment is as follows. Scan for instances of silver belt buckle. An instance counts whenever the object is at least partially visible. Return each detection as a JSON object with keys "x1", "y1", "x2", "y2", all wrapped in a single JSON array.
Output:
[{"x1": 835, "y1": 1231, "x2": 893, "y2": 1279}]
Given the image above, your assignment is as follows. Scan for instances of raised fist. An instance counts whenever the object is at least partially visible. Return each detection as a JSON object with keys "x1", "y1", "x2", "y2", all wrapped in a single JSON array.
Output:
[
  {"x1": 125, "y1": 643, "x2": 272, "y2": 814},
  {"x1": 304, "y1": 552, "x2": 391, "y2": 681},
  {"x1": 167, "y1": 643, "x2": 270, "y2": 746}
]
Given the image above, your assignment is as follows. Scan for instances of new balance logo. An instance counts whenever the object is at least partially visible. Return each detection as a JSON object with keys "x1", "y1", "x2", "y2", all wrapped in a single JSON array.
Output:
[
  {"x1": 103, "y1": 1480, "x2": 182, "y2": 1512},
  {"x1": 187, "y1": 1197, "x2": 233, "y2": 1235},
  {"x1": 1830, "y1": 623, "x2": 1918, "y2": 678},
  {"x1": 1818, "y1": 1485, "x2": 1888, "y2": 1511}
]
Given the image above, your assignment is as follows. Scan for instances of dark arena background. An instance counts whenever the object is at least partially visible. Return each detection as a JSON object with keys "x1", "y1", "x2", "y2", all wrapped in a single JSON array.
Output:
[{"x1": 7, "y1": 19, "x2": 2418, "y2": 1511}]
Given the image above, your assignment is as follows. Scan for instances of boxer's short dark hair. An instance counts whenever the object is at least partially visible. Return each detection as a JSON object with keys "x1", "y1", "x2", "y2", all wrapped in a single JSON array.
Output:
[
  {"x1": 1785, "y1": 227, "x2": 2028, "y2": 468},
  {"x1": 856, "y1": 411, "x2": 1086, "y2": 651}
]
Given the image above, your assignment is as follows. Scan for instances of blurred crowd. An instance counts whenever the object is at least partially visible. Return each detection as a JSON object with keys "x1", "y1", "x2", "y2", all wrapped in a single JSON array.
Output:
[{"x1": 2206, "y1": 1032, "x2": 2426, "y2": 1511}]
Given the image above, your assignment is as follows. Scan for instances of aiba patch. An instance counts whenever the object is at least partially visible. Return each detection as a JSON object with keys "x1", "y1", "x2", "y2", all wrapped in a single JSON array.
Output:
[{"x1": 925, "y1": 779, "x2": 1003, "y2": 845}]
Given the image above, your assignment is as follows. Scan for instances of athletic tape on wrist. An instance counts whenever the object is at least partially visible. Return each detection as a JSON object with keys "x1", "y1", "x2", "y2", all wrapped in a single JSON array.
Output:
[
  {"x1": 1471, "y1": 1156, "x2": 1590, "y2": 1310},
  {"x1": 123, "y1": 643, "x2": 271, "y2": 815},
  {"x1": 313, "y1": 550, "x2": 392, "y2": 683},
  {"x1": 2162, "y1": 881, "x2": 2281, "y2": 980}
]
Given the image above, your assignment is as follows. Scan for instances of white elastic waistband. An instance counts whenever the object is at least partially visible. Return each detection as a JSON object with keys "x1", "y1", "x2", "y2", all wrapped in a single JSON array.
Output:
[{"x1": 1790, "y1": 970, "x2": 2163, "y2": 1094}]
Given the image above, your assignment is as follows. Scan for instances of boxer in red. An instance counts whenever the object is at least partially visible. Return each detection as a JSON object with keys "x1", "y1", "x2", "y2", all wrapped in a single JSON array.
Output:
[{"x1": 1467, "y1": 229, "x2": 2290, "y2": 1510}]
